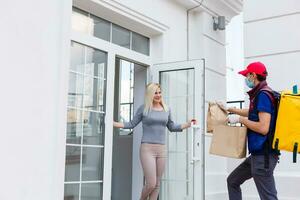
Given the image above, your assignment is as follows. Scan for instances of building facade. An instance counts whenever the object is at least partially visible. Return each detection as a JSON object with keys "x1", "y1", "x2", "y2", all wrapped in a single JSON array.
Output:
[
  {"x1": 240, "y1": 0, "x2": 300, "y2": 199},
  {"x1": 0, "y1": 1, "x2": 243, "y2": 200}
]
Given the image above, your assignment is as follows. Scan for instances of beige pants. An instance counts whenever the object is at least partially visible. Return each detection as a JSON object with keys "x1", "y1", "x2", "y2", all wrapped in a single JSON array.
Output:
[{"x1": 140, "y1": 143, "x2": 166, "y2": 200}]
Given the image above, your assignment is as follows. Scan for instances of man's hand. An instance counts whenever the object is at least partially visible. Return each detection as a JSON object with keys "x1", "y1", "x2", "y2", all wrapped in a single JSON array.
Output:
[
  {"x1": 216, "y1": 101, "x2": 235, "y2": 113},
  {"x1": 227, "y1": 114, "x2": 240, "y2": 124},
  {"x1": 216, "y1": 101, "x2": 228, "y2": 112}
]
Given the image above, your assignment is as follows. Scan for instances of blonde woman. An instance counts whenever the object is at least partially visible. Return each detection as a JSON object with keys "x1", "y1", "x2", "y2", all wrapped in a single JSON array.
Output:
[{"x1": 113, "y1": 83, "x2": 195, "y2": 200}]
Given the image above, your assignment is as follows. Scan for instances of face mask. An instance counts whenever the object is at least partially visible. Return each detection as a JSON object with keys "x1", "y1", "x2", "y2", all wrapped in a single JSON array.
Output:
[{"x1": 245, "y1": 78, "x2": 255, "y2": 88}]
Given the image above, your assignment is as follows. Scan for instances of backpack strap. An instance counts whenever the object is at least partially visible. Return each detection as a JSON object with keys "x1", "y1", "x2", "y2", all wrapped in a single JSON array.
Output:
[
  {"x1": 264, "y1": 142, "x2": 270, "y2": 169},
  {"x1": 259, "y1": 87, "x2": 276, "y2": 105},
  {"x1": 293, "y1": 142, "x2": 298, "y2": 163},
  {"x1": 255, "y1": 88, "x2": 276, "y2": 169}
]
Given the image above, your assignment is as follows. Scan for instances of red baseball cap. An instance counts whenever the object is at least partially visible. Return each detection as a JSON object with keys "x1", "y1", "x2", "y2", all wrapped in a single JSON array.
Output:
[{"x1": 238, "y1": 62, "x2": 268, "y2": 77}]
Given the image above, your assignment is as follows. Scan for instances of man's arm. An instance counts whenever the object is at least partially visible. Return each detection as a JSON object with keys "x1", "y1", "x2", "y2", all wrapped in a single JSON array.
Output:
[
  {"x1": 228, "y1": 108, "x2": 249, "y2": 117},
  {"x1": 240, "y1": 112, "x2": 271, "y2": 135}
]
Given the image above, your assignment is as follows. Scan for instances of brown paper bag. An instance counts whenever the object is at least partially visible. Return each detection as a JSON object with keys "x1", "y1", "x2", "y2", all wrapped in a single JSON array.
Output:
[
  {"x1": 209, "y1": 125, "x2": 247, "y2": 158},
  {"x1": 207, "y1": 102, "x2": 228, "y2": 133}
]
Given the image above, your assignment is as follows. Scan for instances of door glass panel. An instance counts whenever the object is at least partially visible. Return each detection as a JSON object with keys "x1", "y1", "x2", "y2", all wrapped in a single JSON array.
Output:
[
  {"x1": 82, "y1": 112, "x2": 105, "y2": 145},
  {"x1": 120, "y1": 59, "x2": 134, "y2": 124},
  {"x1": 68, "y1": 73, "x2": 84, "y2": 108},
  {"x1": 70, "y1": 42, "x2": 85, "y2": 73},
  {"x1": 65, "y1": 146, "x2": 81, "y2": 182},
  {"x1": 81, "y1": 147, "x2": 104, "y2": 181},
  {"x1": 81, "y1": 183, "x2": 103, "y2": 200},
  {"x1": 117, "y1": 59, "x2": 140, "y2": 136},
  {"x1": 83, "y1": 77, "x2": 105, "y2": 112},
  {"x1": 66, "y1": 108, "x2": 82, "y2": 144},
  {"x1": 160, "y1": 69, "x2": 194, "y2": 200},
  {"x1": 65, "y1": 41, "x2": 107, "y2": 200},
  {"x1": 85, "y1": 47, "x2": 106, "y2": 78},
  {"x1": 64, "y1": 184, "x2": 80, "y2": 200}
]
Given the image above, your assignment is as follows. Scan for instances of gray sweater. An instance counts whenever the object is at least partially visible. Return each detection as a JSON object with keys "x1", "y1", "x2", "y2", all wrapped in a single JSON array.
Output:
[{"x1": 123, "y1": 105, "x2": 183, "y2": 144}]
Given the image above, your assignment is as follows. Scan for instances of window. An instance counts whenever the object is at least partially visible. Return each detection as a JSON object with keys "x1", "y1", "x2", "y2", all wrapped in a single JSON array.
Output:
[
  {"x1": 72, "y1": 7, "x2": 150, "y2": 55},
  {"x1": 132, "y1": 32, "x2": 150, "y2": 56},
  {"x1": 64, "y1": 41, "x2": 107, "y2": 200},
  {"x1": 90, "y1": 14, "x2": 111, "y2": 42},
  {"x1": 112, "y1": 24, "x2": 130, "y2": 49},
  {"x1": 72, "y1": 7, "x2": 110, "y2": 42},
  {"x1": 71, "y1": 7, "x2": 91, "y2": 35}
]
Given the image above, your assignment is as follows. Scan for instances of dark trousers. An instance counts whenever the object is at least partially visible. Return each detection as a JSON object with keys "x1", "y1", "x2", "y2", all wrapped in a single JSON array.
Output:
[{"x1": 227, "y1": 154, "x2": 279, "y2": 200}]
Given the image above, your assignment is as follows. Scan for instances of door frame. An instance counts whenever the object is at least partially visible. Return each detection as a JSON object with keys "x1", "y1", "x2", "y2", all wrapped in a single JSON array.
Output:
[
  {"x1": 70, "y1": 30, "x2": 151, "y2": 200},
  {"x1": 150, "y1": 59, "x2": 205, "y2": 200}
]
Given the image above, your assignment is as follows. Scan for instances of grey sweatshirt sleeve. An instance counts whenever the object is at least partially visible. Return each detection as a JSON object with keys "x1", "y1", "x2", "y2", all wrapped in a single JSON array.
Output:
[
  {"x1": 166, "y1": 108, "x2": 183, "y2": 132},
  {"x1": 123, "y1": 105, "x2": 144, "y2": 129}
]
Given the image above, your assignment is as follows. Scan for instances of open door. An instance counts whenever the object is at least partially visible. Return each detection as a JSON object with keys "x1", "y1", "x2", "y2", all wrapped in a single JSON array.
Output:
[
  {"x1": 112, "y1": 58, "x2": 147, "y2": 200},
  {"x1": 151, "y1": 60, "x2": 205, "y2": 200}
]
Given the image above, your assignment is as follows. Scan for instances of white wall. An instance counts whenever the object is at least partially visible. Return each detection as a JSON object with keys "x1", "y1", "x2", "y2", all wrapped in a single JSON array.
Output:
[
  {"x1": 244, "y1": 0, "x2": 300, "y2": 90},
  {"x1": 226, "y1": 14, "x2": 245, "y2": 102},
  {"x1": 243, "y1": 1, "x2": 300, "y2": 199},
  {"x1": 0, "y1": 0, "x2": 71, "y2": 200}
]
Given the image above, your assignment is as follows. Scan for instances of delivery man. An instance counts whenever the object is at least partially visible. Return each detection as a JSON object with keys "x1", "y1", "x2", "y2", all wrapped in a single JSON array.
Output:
[{"x1": 224, "y1": 62, "x2": 280, "y2": 200}]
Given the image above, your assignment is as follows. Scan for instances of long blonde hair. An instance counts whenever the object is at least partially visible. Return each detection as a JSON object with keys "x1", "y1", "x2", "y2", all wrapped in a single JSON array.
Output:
[{"x1": 144, "y1": 83, "x2": 168, "y2": 115}]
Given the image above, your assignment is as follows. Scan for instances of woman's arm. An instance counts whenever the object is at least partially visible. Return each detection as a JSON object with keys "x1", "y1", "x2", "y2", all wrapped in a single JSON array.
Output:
[
  {"x1": 166, "y1": 108, "x2": 182, "y2": 132},
  {"x1": 114, "y1": 105, "x2": 143, "y2": 129},
  {"x1": 167, "y1": 108, "x2": 195, "y2": 131}
]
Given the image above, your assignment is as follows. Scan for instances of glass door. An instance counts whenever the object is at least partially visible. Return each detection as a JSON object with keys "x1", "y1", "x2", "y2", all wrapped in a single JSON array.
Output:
[
  {"x1": 151, "y1": 60, "x2": 204, "y2": 200},
  {"x1": 160, "y1": 69, "x2": 194, "y2": 200},
  {"x1": 64, "y1": 41, "x2": 107, "y2": 200}
]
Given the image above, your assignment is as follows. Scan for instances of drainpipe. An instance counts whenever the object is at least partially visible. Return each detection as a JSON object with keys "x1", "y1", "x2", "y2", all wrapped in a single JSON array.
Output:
[{"x1": 201, "y1": 58, "x2": 206, "y2": 200}]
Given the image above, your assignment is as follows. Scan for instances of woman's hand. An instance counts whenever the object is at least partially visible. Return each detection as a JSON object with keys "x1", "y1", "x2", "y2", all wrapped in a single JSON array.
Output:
[
  {"x1": 113, "y1": 121, "x2": 124, "y2": 128},
  {"x1": 182, "y1": 119, "x2": 197, "y2": 130}
]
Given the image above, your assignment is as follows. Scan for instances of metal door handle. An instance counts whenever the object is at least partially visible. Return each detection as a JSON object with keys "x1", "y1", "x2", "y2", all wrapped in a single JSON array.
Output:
[{"x1": 191, "y1": 124, "x2": 201, "y2": 164}]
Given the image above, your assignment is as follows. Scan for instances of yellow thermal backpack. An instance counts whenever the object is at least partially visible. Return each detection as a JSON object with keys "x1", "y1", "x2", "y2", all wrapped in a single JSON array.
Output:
[{"x1": 273, "y1": 87, "x2": 300, "y2": 162}]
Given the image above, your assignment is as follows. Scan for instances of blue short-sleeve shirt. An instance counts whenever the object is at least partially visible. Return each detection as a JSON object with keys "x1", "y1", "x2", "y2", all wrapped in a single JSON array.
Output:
[
  {"x1": 248, "y1": 92, "x2": 276, "y2": 155},
  {"x1": 257, "y1": 92, "x2": 273, "y2": 114}
]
